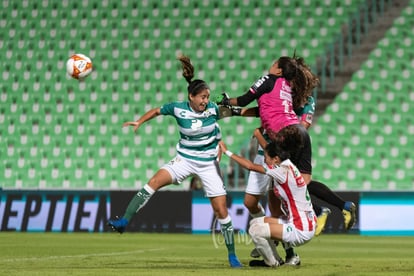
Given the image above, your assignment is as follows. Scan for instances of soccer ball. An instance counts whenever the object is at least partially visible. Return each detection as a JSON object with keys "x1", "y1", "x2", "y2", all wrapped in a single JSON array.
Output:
[{"x1": 66, "y1": 53, "x2": 93, "y2": 79}]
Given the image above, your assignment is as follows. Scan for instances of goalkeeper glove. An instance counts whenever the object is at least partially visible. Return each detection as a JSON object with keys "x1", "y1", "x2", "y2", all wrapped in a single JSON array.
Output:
[
  {"x1": 214, "y1": 92, "x2": 230, "y2": 106},
  {"x1": 218, "y1": 106, "x2": 242, "y2": 118},
  {"x1": 230, "y1": 106, "x2": 242, "y2": 116}
]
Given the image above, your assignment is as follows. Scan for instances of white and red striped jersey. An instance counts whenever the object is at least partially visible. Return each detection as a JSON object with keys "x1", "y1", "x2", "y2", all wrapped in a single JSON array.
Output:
[{"x1": 265, "y1": 159, "x2": 316, "y2": 231}]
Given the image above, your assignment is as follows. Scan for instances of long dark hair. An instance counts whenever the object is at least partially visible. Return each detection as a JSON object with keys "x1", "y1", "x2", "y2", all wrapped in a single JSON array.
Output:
[
  {"x1": 277, "y1": 55, "x2": 319, "y2": 110},
  {"x1": 270, "y1": 124, "x2": 304, "y2": 163},
  {"x1": 265, "y1": 140, "x2": 290, "y2": 161},
  {"x1": 177, "y1": 55, "x2": 209, "y2": 97}
]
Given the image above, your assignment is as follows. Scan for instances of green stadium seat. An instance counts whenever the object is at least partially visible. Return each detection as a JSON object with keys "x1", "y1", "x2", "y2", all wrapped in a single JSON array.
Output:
[
  {"x1": 1, "y1": 0, "x2": 409, "y2": 191},
  {"x1": 310, "y1": 3, "x2": 414, "y2": 191}
]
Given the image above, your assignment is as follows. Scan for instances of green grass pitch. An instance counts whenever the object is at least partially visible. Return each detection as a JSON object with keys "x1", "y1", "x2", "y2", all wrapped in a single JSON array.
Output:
[{"x1": 1, "y1": 233, "x2": 413, "y2": 275}]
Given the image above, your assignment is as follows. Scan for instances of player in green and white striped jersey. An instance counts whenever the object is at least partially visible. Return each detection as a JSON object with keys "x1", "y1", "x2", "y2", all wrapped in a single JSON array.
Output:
[
  {"x1": 160, "y1": 100, "x2": 222, "y2": 162},
  {"x1": 108, "y1": 55, "x2": 242, "y2": 268}
]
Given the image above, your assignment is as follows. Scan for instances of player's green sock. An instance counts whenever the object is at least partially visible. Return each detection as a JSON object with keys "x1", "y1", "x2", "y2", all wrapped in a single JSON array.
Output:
[
  {"x1": 218, "y1": 216, "x2": 236, "y2": 255},
  {"x1": 123, "y1": 184, "x2": 155, "y2": 221}
]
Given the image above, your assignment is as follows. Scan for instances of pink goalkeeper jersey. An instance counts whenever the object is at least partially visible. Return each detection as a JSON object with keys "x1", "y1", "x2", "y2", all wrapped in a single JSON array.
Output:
[{"x1": 254, "y1": 77, "x2": 299, "y2": 133}]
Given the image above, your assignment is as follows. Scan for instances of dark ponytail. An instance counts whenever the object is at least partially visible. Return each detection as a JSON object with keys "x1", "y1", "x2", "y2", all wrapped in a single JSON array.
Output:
[
  {"x1": 178, "y1": 55, "x2": 194, "y2": 83},
  {"x1": 178, "y1": 55, "x2": 209, "y2": 96}
]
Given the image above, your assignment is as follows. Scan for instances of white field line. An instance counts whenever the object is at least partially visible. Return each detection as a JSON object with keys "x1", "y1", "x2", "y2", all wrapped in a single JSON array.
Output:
[{"x1": 1, "y1": 248, "x2": 164, "y2": 263}]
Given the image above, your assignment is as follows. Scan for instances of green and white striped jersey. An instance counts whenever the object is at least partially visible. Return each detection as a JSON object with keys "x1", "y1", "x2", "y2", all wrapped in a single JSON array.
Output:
[
  {"x1": 160, "y1": 101, "x2": 222, "y2": 161},
  {"x1": 295, "y1": 96, "x2": 315, "y2": 126}
]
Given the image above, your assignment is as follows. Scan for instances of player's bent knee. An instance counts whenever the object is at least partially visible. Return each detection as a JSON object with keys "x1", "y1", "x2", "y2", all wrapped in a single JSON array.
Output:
[
  {"x1": 250, "y1": 217, "x2": 265, "y2": 226},
  {"x1": 249, "y1": 222, "x2": 271, "y2": 239}
]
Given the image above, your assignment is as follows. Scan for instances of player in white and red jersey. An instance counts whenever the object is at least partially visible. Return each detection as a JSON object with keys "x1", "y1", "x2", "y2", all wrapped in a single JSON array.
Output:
[{"x1": 219, "y1": 130, "x2": 316, "y2": 268}]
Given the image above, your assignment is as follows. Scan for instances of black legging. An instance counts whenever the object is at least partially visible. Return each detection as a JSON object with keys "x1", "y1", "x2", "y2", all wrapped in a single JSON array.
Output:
[{"x1": 308, "y1": 180, "x2": 346, "y2": 212}]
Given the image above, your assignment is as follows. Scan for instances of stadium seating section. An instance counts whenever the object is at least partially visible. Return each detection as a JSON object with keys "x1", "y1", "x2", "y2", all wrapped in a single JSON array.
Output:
[
  {"x1": 1, "y1": 0, "x2": 412, "y2": 190},
  {"x1": 311, "y1": 3, "x2": 414, "y2": 191}
]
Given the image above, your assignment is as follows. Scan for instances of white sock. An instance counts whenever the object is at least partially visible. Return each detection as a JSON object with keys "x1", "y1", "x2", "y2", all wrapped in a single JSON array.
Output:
[
  {"x1": 143, "y1": 184, "x2": 155, "y2": 194},
  {"x1": 268, "y1": 239, "x2": 282, "y2": 262},
  {"x1": 217, "y1": 215, "x2": 232, "y2": 225},
  {"x1": 249, "y1": 222, "x2": 277, "y2": 266}
]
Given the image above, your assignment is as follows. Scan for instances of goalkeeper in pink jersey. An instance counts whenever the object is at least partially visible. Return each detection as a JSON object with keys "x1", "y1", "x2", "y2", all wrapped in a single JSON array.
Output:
[{"x1": 216, "y1": 55, "x2": 356, "y2": 264}]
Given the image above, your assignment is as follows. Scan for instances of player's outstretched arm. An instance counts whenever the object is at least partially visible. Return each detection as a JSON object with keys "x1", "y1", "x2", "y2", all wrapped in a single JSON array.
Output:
[
  {"x1": 218, "y1": 105, "x2": 259, "y2": 119},
  {"x1": 241, "y1": 107, "x2": 259, "y2": 117},
  {"x1": 218, "y1": 141, "x2": 265, "y2": 174},
  {"x1": 253, "y1": 128, "x2": 268, "y2": 149},
  {"x1": 123, "y1": 107, "x2": 161, "y2": 132}
]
